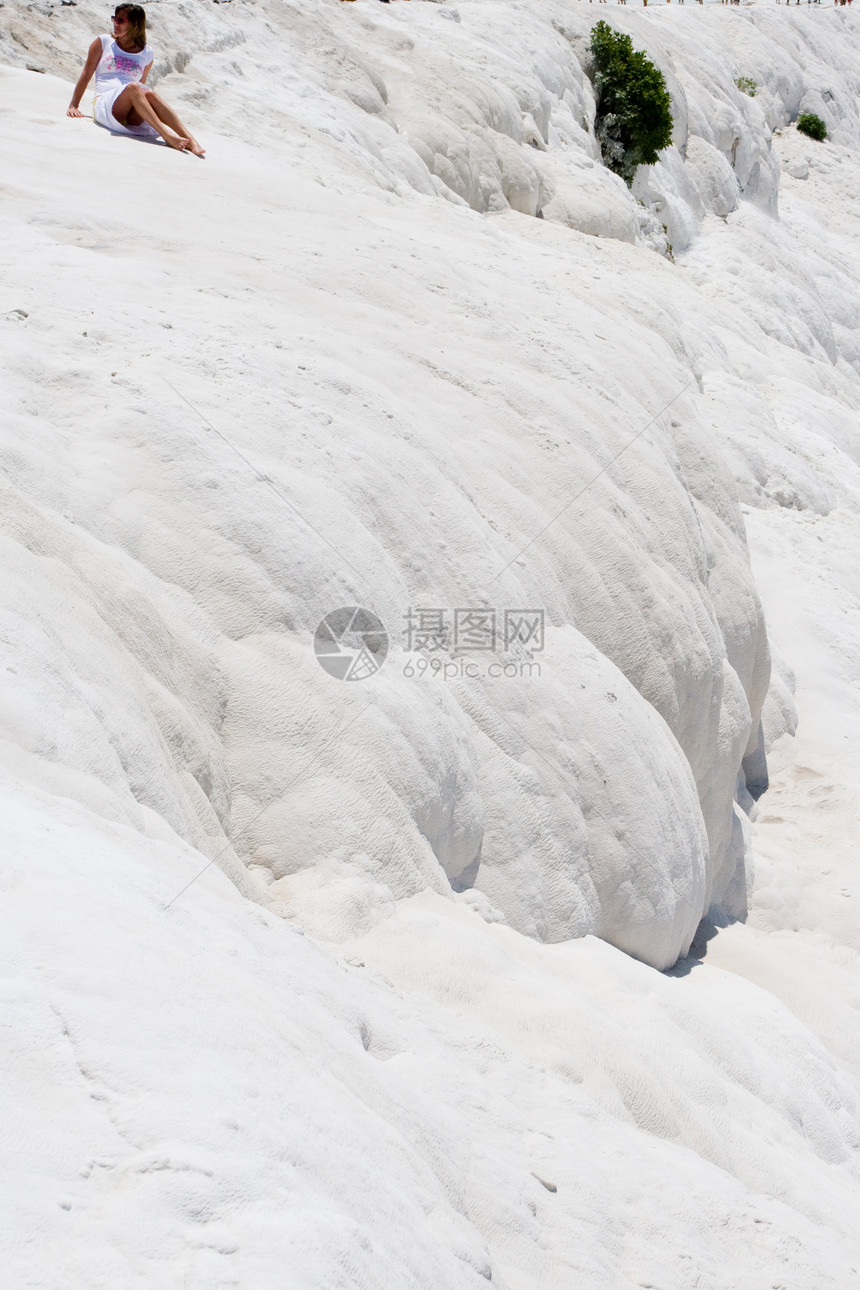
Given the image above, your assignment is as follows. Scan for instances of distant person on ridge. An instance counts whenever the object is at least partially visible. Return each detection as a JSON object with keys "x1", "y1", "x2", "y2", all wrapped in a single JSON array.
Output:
[{"x1": 67, "y1": 4, "x2": 204, "y2": 157}]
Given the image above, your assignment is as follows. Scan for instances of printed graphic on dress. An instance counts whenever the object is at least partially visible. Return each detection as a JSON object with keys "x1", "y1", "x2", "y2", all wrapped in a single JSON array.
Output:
[{"x1": 101, "y1": 50, "x2": 143, "y2": 79}]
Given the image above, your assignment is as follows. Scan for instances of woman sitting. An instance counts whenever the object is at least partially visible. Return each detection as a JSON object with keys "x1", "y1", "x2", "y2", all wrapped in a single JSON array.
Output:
[{"x1": 67, "y1": 5, "x2": 204, "y2": 157}]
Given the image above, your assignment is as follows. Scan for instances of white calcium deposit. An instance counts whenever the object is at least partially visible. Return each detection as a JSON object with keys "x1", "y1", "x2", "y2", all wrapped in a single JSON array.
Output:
[{"x1": 1, "y1": 0, "x2": 859, "y2": 1285}]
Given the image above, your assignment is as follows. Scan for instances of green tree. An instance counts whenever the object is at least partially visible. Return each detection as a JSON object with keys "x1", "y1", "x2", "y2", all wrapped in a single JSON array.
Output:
[
  {"x1": 589, "y1": 21, "x2": 674, "y2": 186},
  {"x1": 796, "y1": 113, "x2": 827, "y2": 141}
]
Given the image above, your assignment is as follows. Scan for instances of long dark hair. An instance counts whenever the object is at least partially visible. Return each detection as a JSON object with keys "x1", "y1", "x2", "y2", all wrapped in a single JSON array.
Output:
[{"x1": 114, "y1": 4, "x2": 146, "y2": 53}]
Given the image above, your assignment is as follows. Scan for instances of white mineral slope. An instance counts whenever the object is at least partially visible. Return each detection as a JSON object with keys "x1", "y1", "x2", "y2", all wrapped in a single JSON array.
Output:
[
  {"x1": 1, "y1": 0, "x2": 860, "y2": 1286},
  {"x1": 2, "y1": 0, "x2": 788, "y2": 970}
]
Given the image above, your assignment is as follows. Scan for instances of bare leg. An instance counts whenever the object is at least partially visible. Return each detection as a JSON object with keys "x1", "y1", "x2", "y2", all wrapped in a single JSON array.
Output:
[
  {"x1": 140, "y1": 89, "x2": 205, "y2": 157},
  {"x1": 113, "y1": 82, "x2": 189, "y2": 150}
]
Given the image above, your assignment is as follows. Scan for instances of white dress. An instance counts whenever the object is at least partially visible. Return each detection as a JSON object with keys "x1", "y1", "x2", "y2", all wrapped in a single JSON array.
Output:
[{"x1": 92, "y1": 34, "x2": 157, "y2": 138}]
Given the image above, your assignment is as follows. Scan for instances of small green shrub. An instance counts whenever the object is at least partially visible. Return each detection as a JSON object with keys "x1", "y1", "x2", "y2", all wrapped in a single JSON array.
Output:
[
  {"x1": 796, "y1": 112, "x2": 827, "y2": 141},
  {"x1": 735, "y1": 76, "x2": 757, "y2": 97},
  {"x1": 589, "y1": 21, "x2": 673, "y2": 187}
]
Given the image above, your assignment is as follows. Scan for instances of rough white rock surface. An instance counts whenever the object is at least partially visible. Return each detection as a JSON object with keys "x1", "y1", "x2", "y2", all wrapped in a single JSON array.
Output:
[{"x1": 2, "y1": 1, "x2": 860, "y2": 1286}]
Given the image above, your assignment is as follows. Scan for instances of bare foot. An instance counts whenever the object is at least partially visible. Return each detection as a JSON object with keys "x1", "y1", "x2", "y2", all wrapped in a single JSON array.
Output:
[
  {"x1": 188, "y1": 137, "x2": 206, "y2": 157},
  {"x1": 165, "y1": 134, "x2": 190, "y2": 152}
]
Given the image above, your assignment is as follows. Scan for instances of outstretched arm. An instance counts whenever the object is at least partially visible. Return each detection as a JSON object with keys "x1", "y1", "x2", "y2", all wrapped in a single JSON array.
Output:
[{"x1": 67, "y1": 38, "x2": 102, "y2": 117}]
